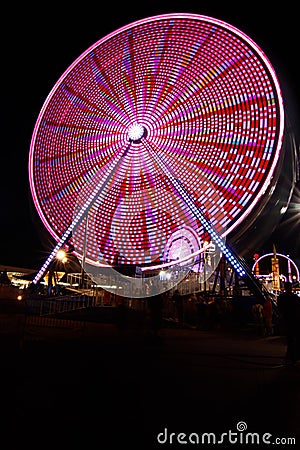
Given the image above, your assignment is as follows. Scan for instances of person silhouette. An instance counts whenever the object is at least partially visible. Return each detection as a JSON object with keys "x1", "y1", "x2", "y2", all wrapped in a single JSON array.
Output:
[
  {"x1": 277, "y1": 281, "x2": 300, "y2": 366},
  {"x1": 172, "y1": 289, "x2": 183, "y2": 324},
  {"x1": 147, "y1": 294, "x2": 164, "y2": 340}
]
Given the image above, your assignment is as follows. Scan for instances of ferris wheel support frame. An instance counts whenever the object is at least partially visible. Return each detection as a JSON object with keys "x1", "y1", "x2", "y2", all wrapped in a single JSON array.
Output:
[
  {"x1": 29, "y1": 14, "x2": 284, "y2": 302},
  {"x1": 142, "y1": 139, "x2": 269, "y2": 302},
  {"x1": 32, "y1": 144, "x2": 132, "y2": 284},
  {"x1": 33, "y1": 130, "x2": 268, "y2": 303}
]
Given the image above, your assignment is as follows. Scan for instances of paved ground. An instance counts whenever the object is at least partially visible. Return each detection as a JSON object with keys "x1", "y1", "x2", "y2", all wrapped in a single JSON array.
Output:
[{"x1": 1, "y1": 317, "x2": 300, "y2": 450}]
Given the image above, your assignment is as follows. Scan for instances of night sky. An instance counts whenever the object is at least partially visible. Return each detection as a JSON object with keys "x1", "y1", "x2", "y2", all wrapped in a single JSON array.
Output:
[{"x1": 2, "y1": 1, "x2": 300, "y2": 270}]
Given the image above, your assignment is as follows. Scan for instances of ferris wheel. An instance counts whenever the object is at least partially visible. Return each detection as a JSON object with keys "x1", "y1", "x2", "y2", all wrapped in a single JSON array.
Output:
[{"x1": 29, "y1": 13, "x2": 284, "y2": 296}]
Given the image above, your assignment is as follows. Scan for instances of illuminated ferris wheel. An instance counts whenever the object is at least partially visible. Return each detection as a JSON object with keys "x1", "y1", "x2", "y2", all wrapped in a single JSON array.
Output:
[{"x1": 29, "y1": 13, "x2": 284, "y2": 294}]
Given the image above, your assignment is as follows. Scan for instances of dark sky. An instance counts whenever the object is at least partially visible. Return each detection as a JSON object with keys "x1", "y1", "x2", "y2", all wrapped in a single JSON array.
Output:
[{"x1": 2, "y1": 1, "x2": 300, "y2": 270}]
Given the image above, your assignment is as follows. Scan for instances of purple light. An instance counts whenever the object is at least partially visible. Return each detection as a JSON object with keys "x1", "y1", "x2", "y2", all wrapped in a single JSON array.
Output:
[{"x1": 29, "y1": 13, "x2": 284, "y2": 281}]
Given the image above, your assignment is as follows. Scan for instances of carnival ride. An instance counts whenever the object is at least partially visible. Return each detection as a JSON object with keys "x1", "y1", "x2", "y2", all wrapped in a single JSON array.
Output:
[
  {"x1": 252, "y1": 251, "x2": 300, "y2": 293},
  {"x1": 28, "y1": 13, "x2": 298, "y2": 300}
]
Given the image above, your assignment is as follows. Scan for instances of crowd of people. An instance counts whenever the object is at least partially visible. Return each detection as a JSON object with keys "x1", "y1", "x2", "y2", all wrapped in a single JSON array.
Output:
[
  {"x1": 142, "y1": 283, "x2": 300, "y2": 350},
  {"x1": 25, "y1": 273, "x2": 300, "y2": 365},
  {"x1": 168, "y1": 289, "x2": 237, "y2": 331},
  {"x1": 166, "y1": 283, "x2": 300, "y2": 366}
]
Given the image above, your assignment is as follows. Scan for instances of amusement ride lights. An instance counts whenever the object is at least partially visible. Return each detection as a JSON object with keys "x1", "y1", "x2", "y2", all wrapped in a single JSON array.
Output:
[
  {"x1": 29, "y1": 14, "x2": 284, "y2": 295},
  {"x1": 33, "y1": 120, "x2": 246, "y2": 286}
]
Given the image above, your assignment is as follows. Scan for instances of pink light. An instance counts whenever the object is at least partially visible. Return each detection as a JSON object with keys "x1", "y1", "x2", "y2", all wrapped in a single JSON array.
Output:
[
  {"x1": 29, "y1": 13, "x2": 284, "y2": 273},
  {"x1": 140, "y1": 240, "x2": 213, "y2": 272}
]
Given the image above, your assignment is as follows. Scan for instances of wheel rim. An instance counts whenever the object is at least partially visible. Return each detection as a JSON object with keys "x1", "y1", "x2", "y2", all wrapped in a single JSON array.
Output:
[{"x1": 29, "y1": 14, "x2": 284, "y2": 295}]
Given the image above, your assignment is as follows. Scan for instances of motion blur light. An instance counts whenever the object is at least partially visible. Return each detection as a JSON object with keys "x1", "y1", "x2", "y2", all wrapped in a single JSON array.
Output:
[
  {"x1": 30, "y1": 13, "x2": 284, "y2": 286},
  {"x1": 128, "y1": 123, "x2": 145, "y2": 141}
]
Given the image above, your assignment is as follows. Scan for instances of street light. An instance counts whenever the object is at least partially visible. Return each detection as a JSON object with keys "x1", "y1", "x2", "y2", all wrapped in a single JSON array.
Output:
[{"x1": 56, "y1": 249, "x2": 67, "y2": 264}]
